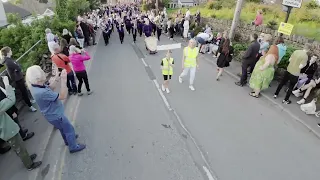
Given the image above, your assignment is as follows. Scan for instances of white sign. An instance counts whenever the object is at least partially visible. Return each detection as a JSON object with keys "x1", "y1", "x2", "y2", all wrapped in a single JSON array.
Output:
[
  {"x1": 157, "y1": 43, "x2": 181, "y2": 51},
  {"x1": 0, "y1": 1, "x2": 7, "y2": 27},
  {"x1": 282, "y1": 0, "x2": 303, "y2": 8}
]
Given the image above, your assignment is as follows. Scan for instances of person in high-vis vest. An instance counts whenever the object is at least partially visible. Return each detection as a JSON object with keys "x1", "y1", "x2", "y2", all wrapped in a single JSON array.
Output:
[
  {"x1": 179, "y1": 39, "x2": 199, "y2": 91},
  {"x1": 161, "y1": 50, "x2": 174, "y2": 93}
]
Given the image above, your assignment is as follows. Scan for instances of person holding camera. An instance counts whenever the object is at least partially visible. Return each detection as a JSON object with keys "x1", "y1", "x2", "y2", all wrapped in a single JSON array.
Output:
[
  {"x1": 0, "y1": 76, "x2": 42, "y2": 170},
  {"x1": 51, "y1": 43, "x2": 78, "y2": 95},
  {"x1": 26, "y1": 66, "x2": 86, "y2": 153}
]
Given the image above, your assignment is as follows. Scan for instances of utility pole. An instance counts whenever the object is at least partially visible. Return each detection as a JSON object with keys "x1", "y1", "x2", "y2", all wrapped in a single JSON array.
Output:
[
  {"x1": 229, "y1": 0, "x2": 244, "y2": 40},
  {"x1": 156, "y1": 0, "x2": 159, "y2": 14}
]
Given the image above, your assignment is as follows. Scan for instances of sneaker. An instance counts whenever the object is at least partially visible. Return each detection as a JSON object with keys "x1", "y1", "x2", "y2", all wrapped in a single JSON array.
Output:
[
  {"x1": 292, "y1": 90, "x2": 302, "y2": 97},
  {"x1": 189, "y1": 85, "x2": 195, "y2": 91},
  {"x1": 23, "y1": 132, "x2": 34, "y2": 141},
  {"x1": 0, "y1": 146, "x2": 11, "y2": 154},
  {"x1": 273, "y1": 95, "x2": 277, "y2": 99},
  {"x1": 297, "y1": 98, "x2": 306, "y2": 105},
  {"x1": 170, "y1": 38, "x2": 173, "y2": 40},
  {"x1": 178, "y1": 76, "x2": 183, "y2": 83},
  {"x1": 27, "y1": 161, "x2": 42, "y2": 171},
  {"x1": 282, "y1": 99, "x2": 292, "y2": 104},
  {"x1": 165, "y1": 88, "x2": 170, "y2": 93},
  {"x1": 30, "y1": 99, "x2": 36, "y2": 104},
  {"x1": 29, "y1": 106, "x2": 37, "y2": 112},
  {"x1": 161, "y1": 85, "x2": 165, "y2": 91},
  {"x1": 70, "y1": 144, "x2": 86, "y2": 153},
  {"x1": 87, "y1": 91, "x2": 93, "y2": 95},
  {"x1": 73, "y1": 92, "x2": 77, "y2": 95},
  {"x1": 78, "y1": 93, "x2": 83, "y2": 96}
]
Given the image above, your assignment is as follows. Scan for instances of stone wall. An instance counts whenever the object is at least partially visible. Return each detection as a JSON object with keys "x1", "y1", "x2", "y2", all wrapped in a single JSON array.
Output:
[{"x1": 203, "y1": 18, "x2": 320, "y2": 54}]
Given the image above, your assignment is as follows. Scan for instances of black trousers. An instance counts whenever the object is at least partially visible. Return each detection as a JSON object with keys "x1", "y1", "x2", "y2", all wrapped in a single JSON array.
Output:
[
  {"x1": 157, "y1": 28, "x2": 162, "y2": 41},
  {"x1": 138, "y1": 27, "x2": 142, "y2": 37},
  {"x1": 275, "y1": 71, "x2": 299, "y2": 101},
  {"x1": 240, "y1": 62, "x2": 254, "y2": 85},
  {"x1": 126, "y1": 26, "x2": 131, "y2": 34},
  {"x1": 75, "y1": 71, "x2": 90, "y2": 93},
  {"x1": 119, "y1": 32, "x2": 124, "y2": 44},
  {"x1": 15, "y1": 79, "x2": 32, "y2": 107},
  {"x1": 103, "y1": 31, "x2": 109, "y2": 45},
  {"x1": 132, "y1": 29, "x2": 137, "y2": 42},
  {"x1": 84, "y1": 34, "x2": 90, "y2": 46},
  {"x1": 169, "y1": 27, "x2": 174, "y2": 38}
]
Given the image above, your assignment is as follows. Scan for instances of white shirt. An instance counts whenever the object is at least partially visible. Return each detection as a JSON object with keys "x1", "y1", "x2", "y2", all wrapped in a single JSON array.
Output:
[
  {"x1": 185, "y1": 10, "x2": 190, "y2": 18},
  {"x1": 197, "y1": 33, "x2": 210, "y2": 41}
]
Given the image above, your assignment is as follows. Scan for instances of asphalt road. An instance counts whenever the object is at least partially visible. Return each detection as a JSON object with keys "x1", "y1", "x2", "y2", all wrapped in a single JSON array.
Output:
[{"x1": 40, "y1": 32, "x2": 320, "y2": 180}]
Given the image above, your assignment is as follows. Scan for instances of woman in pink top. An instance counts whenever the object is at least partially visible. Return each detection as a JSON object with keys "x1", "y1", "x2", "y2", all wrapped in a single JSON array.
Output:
[
  {"x1": 69, "y1": 45, "x2": 93, "y2": 96},
  {"x1": 252, "y1": 10, "x2": 263, "y2": 26}
]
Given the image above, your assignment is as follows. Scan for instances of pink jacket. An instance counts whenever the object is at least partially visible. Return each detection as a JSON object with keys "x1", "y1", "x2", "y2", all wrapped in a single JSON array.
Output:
[{"x1": 69, "y1": 52, "x2": 91, "y2": 72}]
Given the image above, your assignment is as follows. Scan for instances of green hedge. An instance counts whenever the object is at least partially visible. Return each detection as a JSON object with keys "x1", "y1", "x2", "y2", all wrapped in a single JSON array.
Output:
[{"x1": 0, "y1": 16, "x2": 75, "y2": 71}]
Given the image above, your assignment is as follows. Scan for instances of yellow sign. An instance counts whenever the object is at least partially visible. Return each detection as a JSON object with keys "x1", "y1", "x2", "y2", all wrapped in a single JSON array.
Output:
[{"x1": 278, "y1": 22, "x2": 294, "y2": 35}]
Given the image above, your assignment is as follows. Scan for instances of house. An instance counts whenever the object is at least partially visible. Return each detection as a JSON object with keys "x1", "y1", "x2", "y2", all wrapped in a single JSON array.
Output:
[
  {"x1": 2, "y1": 2, "x2": 32, "y2": 20},
  {"x1": 0, "y1": 1, "x2": 7, "y2": 27},
  {"x1": 168, "y1": 0, "x2": 198, "y2": 8}
]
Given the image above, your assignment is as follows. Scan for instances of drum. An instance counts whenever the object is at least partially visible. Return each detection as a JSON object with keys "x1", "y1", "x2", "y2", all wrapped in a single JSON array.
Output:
[{"x1": 145, "y1": 36, "x2": 158, "y2": 54}]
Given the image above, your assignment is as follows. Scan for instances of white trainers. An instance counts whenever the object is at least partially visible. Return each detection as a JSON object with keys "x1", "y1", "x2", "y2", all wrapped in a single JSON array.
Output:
[
  {"x1": 165, "y1": 88, "x2": 170, "y2": 93},
  {"x1": 178, "y1": 76, "x2": 183, "y2": 83},
  {"x1": 161, "y1": 85, "x2": 165, "y2": 91},
  {"x1": 30, "y1": 99, "x2": 36, "y2": 104},
  {"x1": 29, "y1": 106, "x2": 37, "y2": 112},
  {"x1": 292, "y1": 90, "x2": 302, "y2": 97},
  {"x1": 297, "y1": 98, "x2": 306, "y2": 105},
  {"x1": 189, "y1": 85, "x2": 195, "y2": 91}
]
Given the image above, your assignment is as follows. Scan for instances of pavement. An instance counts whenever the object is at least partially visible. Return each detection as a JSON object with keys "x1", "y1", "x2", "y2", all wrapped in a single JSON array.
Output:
[{"x1": 1, "y1": 31, "x2": 320, "y2": 180}]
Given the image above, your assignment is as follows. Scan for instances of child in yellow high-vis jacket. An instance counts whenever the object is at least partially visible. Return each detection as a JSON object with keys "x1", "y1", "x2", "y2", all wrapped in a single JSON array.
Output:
[{"x1": 161, "y1": 50, "x2": 174, "y2": 93}]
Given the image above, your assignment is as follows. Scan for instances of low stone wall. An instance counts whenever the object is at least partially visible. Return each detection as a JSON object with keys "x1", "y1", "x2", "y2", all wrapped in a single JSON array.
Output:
[{"x1": 203, "y1": 18, "x2": 320, "y2": 54}]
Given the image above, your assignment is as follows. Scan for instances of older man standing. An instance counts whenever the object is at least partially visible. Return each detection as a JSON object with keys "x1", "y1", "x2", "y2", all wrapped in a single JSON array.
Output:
[
  {"x1": 26, "y1": 66, "x2": 86, "y2": 153},
  {"x1": 179, "y1": 39, "x2": 199, "y2": 91}
]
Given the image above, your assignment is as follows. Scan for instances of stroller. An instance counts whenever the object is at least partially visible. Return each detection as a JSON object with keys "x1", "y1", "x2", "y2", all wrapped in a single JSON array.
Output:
[{"x1": 145, "y1": 36, "x2": 158, "y2": 54}]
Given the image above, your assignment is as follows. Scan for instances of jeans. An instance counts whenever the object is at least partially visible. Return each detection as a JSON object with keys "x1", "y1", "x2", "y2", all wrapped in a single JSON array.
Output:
[
  {"x1": 75, "y1": 71, "x2": 90, "y2": 93},
  {"x1": 180, "y1": 67, "x2": 196, "y2": 85},
  {"x1": 275, "y1": 71, "x2": 299, "y2": 101},
  {"x1": 46, "y1": 115, "x2": 77, "y2": 150},
  {"x1": 67, "y1": 72, "x2": 77, "y2": 93},
  {"x1": 15, "y1": 79, "x2": 32, "y2": 107}
]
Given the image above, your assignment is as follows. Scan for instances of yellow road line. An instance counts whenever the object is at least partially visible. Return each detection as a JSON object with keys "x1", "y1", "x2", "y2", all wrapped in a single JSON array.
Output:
[{"x1": 57, "y1": 31, "x2": 102, "y2": 180}]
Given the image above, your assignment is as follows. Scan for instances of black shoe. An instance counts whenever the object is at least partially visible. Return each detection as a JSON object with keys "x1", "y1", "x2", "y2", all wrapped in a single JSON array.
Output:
[
  {"x1": 0, "y1": 146, "x2": 11, "y2": 154},
  {"x1": 22, "y1": 129, "x2": 28, "y2": 135},
  {"x1": 73, "y1": 92, "x2": 77, "y2": 95},
  {"x1": 30, "y1": 154, "x2": 37, "y2": 161},
  {"x1": 93, "y1": 43, "x2": 97, "y2": 45},
  {"x1": 27, "y1": 161, "x2": 42, "y2": 171},
  {"x1": 235, "y1": 81, "x2": 244, "y2": 87},
  {"x1": 282, "y1": 99, "x2": 292, "y2": 104},
  {"x1": 23, "y1": 132, "x2": 35, "y2": 141},
  {"x1": 68, "y1": 92, "x2": 73, "y2": 95}
]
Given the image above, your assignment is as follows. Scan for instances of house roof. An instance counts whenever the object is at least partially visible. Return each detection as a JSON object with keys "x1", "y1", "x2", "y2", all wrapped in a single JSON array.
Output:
[
  {"x1": 3, "y1": 2, "x2": 32, "y2": 19},
  {"x1": 179, "y1": 0, "x2": 195, "y2": 3}
]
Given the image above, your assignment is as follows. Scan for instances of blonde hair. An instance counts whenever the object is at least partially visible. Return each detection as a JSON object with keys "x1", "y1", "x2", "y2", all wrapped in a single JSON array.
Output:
[
  {"x1": 0, "y1": 46, "x2": 11, "y2": 59},
  {"x1": 69, "y1": 45, "x2": 81, "y2": 54},
  {"x1": 26, "y1": 65, "x2": 46, "y2": 88}
]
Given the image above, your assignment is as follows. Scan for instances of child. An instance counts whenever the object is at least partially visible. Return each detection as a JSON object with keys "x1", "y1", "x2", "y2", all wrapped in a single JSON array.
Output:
[{"x1": 161, "y1": 50, "x2": 174, "y2": 93}]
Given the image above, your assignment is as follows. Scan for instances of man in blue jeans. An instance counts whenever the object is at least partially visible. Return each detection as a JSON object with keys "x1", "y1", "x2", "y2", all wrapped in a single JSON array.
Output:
[{"x1": 26, "y1": 65, "x2": 86, "y2": 153}]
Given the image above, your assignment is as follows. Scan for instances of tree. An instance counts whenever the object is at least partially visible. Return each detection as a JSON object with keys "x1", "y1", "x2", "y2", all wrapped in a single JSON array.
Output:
[{"x1": 6, "y1": 13, "x2": 22, "y2": 25}]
